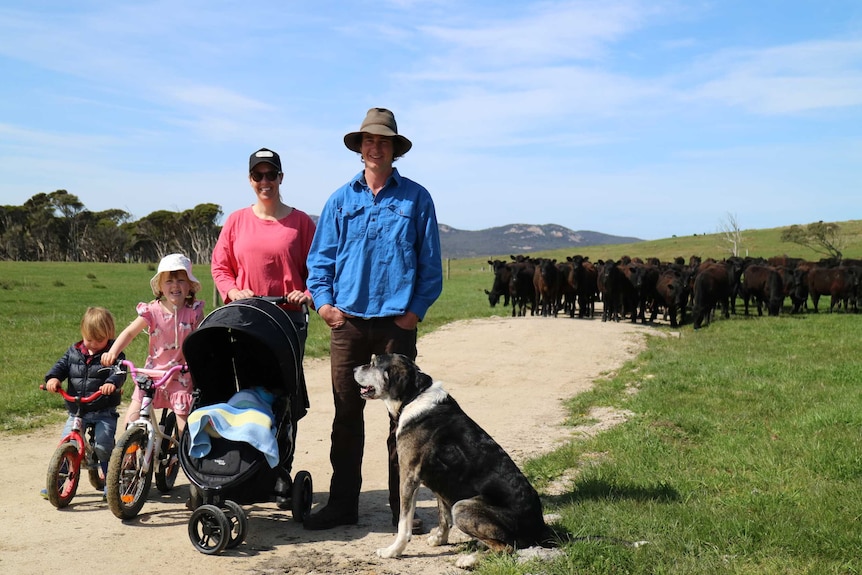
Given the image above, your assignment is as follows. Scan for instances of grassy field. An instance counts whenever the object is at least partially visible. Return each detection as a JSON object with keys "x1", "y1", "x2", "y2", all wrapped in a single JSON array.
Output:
[{"x1": 2, "y1": 221, "x2": 861, "y2": 573}]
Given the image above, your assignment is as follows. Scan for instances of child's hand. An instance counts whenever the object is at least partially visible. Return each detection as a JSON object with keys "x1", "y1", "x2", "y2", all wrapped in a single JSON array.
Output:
[
  {"x1": 100, "y1": 383, "x2": 117, "y2": 396},
  {"x1": 45, "y1": 379, "x2": 61, "y2": 393}
]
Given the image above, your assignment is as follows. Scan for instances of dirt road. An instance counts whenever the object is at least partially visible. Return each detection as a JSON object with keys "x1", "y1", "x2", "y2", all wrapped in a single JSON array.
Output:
[{"x1": 0, "y1": 316, "x2": 649, "y2": 575}]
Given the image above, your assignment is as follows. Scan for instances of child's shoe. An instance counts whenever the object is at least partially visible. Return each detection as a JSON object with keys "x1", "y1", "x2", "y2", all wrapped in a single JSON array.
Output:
[{"x1": 40, "y1": 488, "x2": 49, "y2": 500}]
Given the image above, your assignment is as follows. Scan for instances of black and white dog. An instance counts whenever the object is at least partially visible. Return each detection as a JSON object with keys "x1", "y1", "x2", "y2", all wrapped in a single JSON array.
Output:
[{"x1": 354, "y1": 353, "x2": 556, "y2": 559}]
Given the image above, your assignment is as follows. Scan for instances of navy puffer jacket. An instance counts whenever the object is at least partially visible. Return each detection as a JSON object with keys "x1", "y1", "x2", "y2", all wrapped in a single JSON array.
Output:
[{"x1": 44, "y1": 340, "x2": 126, "y2": 414}]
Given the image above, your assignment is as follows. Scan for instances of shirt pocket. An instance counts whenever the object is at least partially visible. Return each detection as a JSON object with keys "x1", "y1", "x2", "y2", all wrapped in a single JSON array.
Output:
[
  {"x1": 338, "y1": 205, "x2": 368, "y2": 240},
  {"x1": 381, "y1": 203, "x2": 415, "y2": 246}
]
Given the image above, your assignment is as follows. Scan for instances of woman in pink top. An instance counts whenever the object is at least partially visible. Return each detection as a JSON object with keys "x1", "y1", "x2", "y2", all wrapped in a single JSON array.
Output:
[
  {"x1": 211, "y1": 147, "x2": 315, "y2": 438},
  {"x1": 211, "y1": 147, "x2": 316, "y2": 310}
]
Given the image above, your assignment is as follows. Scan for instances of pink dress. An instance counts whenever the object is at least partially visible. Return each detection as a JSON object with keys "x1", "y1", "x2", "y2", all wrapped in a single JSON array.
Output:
[{"x1": 131, "y1": 299, "x2": 205, "y2": 416}]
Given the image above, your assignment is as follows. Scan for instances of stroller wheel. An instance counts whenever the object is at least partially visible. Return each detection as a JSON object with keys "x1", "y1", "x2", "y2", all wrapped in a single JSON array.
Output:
[
  {"x1": 188, "y1": 504, "x2": 230, "y2": 555},
  {"x1": 291, "y1": 470, "x2": 313, "y2": 522},
  {"x1": 223, "y1": 500, "x2": 248, "y2": 549}
]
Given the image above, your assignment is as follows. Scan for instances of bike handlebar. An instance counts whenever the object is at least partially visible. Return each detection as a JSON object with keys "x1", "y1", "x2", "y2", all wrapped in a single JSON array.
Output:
[
  {"x1": 117, "y1": 359, "x2": 187, "y2": 387},
  {"x1": 40, "y1": 385, "x2": 103, "y2": 403}
]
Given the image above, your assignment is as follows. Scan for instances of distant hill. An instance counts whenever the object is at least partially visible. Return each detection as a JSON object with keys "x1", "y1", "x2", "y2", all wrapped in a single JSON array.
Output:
[
  {"x1": 438, "y1": 223, "x2": 642, "y2": 259},
  {"x1": 307, "y1": 217, "x2": 642, "y2": 259}
]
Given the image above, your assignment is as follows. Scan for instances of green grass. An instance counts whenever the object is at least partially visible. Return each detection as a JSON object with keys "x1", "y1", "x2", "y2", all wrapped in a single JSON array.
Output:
[
  {"x1": 3, "y1": 221, "x2": 862, "y2": 573},
  {"x1": 507, "y1": 315, "x2": 862, "y2": 574}
]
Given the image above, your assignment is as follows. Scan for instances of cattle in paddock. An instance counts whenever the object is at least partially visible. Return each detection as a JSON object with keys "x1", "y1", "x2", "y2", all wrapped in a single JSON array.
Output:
[
  {"x1": 740, "y1": 264, "x2": 784, "y2": 316},
  {"x1": 655, "y1": 266, "x2": 689, "y2": 327},
  {"x1": 533, "y1": 258, "x2": 562, "y2": 317},
  {"x1": 691, "y1": 260, "x2": 742, "y2": 329},
  {"x1": 482, "y1": 251, "x2": 862, "y2": 326},
  {"x1": 807, "y1": 265, "x2": 860, "y2": 313},
  {"x1": 485, "y1": 260, "x2": 512, "y2": 308}
]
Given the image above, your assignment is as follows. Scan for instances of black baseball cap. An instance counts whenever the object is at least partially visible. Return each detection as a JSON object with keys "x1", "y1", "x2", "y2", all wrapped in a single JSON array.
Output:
[{"x1": 249, "y1": 148, "x2": 282, "y2": 172}]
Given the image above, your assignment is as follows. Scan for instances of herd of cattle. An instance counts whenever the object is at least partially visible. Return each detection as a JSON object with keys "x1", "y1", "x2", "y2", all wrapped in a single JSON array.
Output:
[{"x1": 485, "y1": 254, "x2": 862, "y2": 329}]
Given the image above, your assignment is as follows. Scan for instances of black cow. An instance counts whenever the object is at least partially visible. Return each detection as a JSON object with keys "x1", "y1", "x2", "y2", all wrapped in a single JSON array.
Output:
[
  {"x1": 509, "y1": 260, "x2": 536, "y2": 317},
  {"x1": 569, "y1": 256, "x2": 598, "y2": 319},
  {"x1": 556, "y1": 260, "x2": 577, "y2": 317},
  {"x1": 691, "y1": 261, "x2": 739, "y2": 329},
  {"x1": 485, "y1": 260, "x2": 511, "y2": 308},
  {"x1": 622, "y1": 261, "x2": 660, "y2": 324},
  {"x1": 598, "y1": 260, "x2": 626, "y2": 322}
]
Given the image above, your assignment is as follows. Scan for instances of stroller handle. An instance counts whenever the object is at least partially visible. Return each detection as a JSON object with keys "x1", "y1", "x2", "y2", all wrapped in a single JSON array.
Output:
[{"x1": 256, "y1": 296, "x2": 309, "y2": 321}]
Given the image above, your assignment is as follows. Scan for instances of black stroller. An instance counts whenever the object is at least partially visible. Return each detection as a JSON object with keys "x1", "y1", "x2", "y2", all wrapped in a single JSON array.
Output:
[{"x1": 179, "y1": 297, "x2": 313, "y2": 555}]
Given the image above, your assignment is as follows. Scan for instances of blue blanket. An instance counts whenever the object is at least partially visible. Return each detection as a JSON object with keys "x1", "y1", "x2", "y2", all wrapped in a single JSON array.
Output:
[{"x1": 187, "y1": 387, "x2": 280, "y2": 468}]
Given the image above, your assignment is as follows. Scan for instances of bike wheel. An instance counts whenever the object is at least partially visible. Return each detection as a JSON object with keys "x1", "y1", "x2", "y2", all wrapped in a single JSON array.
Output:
[
  {"x1": 222, "y1": 500, "x2": 248, "y2": 549},
  {"x1": 46, "y1": 442, "x2": 80, "y2": 508},
  {"x1": 291, "y1": 470, "x2": 313, "y2": 522},
  {"x1": 86, "y1": 446, "x2": 105, "y2": 491},
  {"x1": 188, "y1": 504, "x2": 230, "y2": 555},
  {"x1": 155, "y1": 411, "x2": 179, "y2": 493},
  {"x1": 106, "y1": 426, "x2": 153, "y2": 520}
]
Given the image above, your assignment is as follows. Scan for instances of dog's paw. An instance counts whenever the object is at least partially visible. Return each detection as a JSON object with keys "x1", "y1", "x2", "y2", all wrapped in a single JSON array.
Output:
[
  {"x1": 454, "y1": 552, "x2": 480, "y2": 570},
  {"x1": 426, "y1": 526, "x2": 448, "y2": 547},
  {"x1": 376, "y1": 546, "x2": 402, "y2": 559}
]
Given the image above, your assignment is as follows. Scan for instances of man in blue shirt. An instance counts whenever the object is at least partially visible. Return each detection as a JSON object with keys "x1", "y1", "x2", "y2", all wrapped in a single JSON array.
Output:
[{"x1": 305, "y1": 108, "x2": 443, "y2": 530}]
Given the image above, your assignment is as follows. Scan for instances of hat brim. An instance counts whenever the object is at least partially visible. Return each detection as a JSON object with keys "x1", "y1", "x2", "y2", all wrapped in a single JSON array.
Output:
[{"x1": 344, "y1": 131, "x2": 412, "y2": 156}]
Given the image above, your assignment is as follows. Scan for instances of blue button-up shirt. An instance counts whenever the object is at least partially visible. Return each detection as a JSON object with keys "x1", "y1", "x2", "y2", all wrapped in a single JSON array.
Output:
[{"x1": 307, "y1": 168, "x2": 443, "y2": 320}]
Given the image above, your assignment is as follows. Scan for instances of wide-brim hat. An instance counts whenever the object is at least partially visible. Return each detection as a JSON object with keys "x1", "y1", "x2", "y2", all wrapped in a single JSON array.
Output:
[
  {"x1": 344, "y1": 107, "x2": 412, "y2": 157},
  {"x1": 150, "y1": 253, "x2": 202, "y2": 296}
]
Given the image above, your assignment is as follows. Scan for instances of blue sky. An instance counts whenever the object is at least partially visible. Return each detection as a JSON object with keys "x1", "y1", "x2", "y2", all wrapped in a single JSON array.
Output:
[{"x1": 1, "y1": 1, "x2": 860, "y2": 241}]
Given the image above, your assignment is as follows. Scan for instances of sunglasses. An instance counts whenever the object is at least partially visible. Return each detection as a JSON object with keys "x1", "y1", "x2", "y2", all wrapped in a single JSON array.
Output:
[{"x1": 250, "y1": 170, "x2": 280, "y2": 182}]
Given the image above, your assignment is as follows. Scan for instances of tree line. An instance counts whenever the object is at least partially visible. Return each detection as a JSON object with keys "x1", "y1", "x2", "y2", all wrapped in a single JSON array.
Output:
[{"x1": 0, "y1": 190, "x2": 222, "y2": 263}]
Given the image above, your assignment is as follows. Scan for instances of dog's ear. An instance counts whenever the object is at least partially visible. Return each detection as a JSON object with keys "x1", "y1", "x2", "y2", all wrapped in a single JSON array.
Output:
[
  {"x1": 415, "y1": 368, "x2": 433, "y2": 392},
  {"x1": 370, "y1": 354, "x2": 377, "y2": 366}
]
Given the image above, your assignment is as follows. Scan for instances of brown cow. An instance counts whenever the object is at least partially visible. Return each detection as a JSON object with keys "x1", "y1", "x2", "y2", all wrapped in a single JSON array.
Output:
[
  {"x1": 807, "y1": 265, "x2": 860, "y2": 313},
  {"x1": 533, "y1": 258, "x2": 561, "y2": 317},
  {"x1": 654, "y1": 266, "x2": 689, "y2": 327},
  {"x1": 740, "y1": 264, "x2": 784, "y2": 316}
]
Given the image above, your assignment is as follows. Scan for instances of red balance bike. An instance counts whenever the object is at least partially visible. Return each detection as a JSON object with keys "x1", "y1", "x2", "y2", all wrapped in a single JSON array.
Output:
[{"x1": 41, "y1": 385, "x2": 106, "y2": 508}]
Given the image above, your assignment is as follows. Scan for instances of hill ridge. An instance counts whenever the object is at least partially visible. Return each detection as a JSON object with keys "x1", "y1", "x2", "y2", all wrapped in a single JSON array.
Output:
[{"x1": 437, "y1": 222, "x2": 642, "y2": 259}]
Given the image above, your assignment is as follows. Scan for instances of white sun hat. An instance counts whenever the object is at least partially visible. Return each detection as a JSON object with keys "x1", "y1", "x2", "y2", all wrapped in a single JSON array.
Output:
[{"x1": 150, "y1": 253, "x2": 202, "y2": 296}]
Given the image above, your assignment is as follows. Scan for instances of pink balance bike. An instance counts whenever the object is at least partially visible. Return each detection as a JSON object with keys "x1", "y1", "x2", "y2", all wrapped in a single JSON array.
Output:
[{"x1": 105, "y1": 360, "x2": 186, "y2": 520}]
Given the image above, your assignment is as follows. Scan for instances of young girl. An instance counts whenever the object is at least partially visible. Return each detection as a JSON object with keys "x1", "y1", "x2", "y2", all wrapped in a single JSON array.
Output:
[
  {"x1": 42, "y1": 307, "x2": 126, "y2": 499},
  {"x1": 102, "y1": 253, "x2": 205, "y2": 433}
]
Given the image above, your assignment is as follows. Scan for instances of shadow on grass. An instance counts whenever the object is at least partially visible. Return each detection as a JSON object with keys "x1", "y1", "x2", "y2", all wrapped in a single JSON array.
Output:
[{"x1": 546, "y1": 477, "x2": 680, "y2": 506}]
